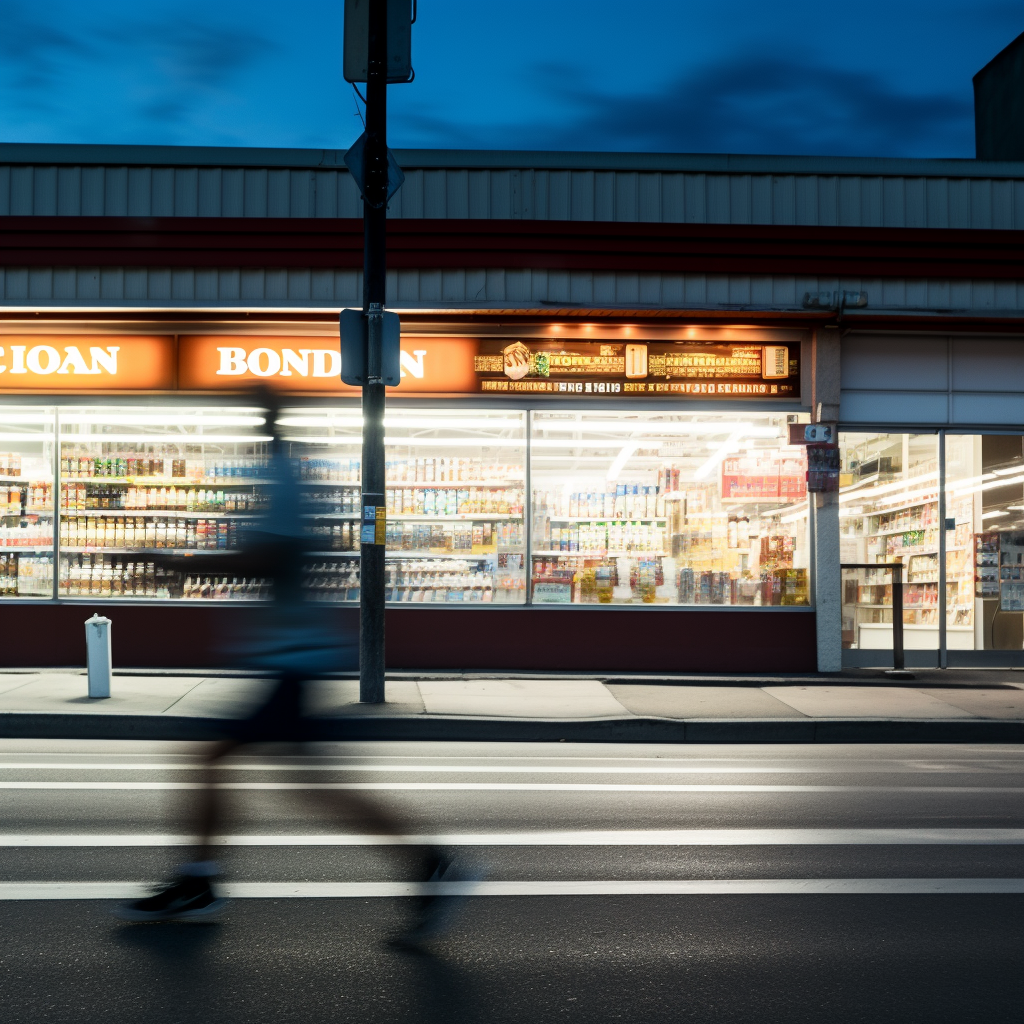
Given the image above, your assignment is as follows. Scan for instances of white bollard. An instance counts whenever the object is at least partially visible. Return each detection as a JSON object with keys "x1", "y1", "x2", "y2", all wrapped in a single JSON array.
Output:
[{"x1": 85, "y1": 614, "x2": 112, "y2": 699}]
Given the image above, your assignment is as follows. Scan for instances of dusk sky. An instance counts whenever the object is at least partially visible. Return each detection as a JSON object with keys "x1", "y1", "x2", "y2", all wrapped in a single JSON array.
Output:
[{"x1": 1, "y1": 1, "x2": 1021, "y2": 157}]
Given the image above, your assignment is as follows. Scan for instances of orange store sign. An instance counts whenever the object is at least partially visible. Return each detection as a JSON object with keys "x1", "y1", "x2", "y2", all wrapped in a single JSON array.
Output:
[
  {"x1": 177, "y1": 335, "x2": 478, "y2": 393},
  {"x1": 0, "y1": 336, "x2": 174, "y2": 390},
  {"x1": 0, "y1": 334, "x2": 799, "y2": 398}
]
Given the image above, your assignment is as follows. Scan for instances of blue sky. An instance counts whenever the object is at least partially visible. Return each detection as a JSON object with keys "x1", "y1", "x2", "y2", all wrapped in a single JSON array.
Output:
[{"x1": 0, "y1": 1, "x2": 1021, "y2": 156}]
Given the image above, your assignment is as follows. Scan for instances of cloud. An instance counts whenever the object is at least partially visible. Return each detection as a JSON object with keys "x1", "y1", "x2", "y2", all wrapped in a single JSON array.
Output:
[
  {"x1": 395, "y1": 52, "x2": 976, "y2": 158},
  {"x1": 0, "y1": 2, "x2": 275, "y2": 135},
  {"x1": 0, "y1": 1, "x2": 92, "y2": 106},
  {"x1": 548, "y1": 55, "x2": 975, "y2": 156}
]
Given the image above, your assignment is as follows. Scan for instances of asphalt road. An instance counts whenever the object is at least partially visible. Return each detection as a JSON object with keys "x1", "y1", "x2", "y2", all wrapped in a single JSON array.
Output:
[{"x1": 0, "y1": 739, "x2": 1021, "y2": 1023}]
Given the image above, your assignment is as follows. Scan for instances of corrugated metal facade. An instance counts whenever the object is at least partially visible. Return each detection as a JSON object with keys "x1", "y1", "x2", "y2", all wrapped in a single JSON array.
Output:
[
  {"x1": 3, "y1": 265, "x2": 1024, "y2": 313},
  {"x1": 2, "y1": 146, "x2": 1024, "y2": 311},
  {"x1": 3, "y1": 162, "x2": 1024, "y2": 229}
]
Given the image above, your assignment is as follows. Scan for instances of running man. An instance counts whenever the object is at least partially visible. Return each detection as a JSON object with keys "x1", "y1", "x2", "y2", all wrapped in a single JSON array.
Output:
[{"x1": 116, "y1": 394, "x2": 470, "y2": 945}]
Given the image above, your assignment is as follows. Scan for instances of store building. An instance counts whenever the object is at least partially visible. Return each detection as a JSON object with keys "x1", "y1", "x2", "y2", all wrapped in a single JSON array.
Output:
[{"x1": 1, "y1": 141, "x2": 1024, "y2": 672}]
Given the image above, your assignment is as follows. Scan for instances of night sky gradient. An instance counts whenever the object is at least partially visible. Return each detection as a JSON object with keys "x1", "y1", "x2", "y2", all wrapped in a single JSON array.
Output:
[{"x1": 1, "y1": 1, "x2": 1021, "y2": 156}]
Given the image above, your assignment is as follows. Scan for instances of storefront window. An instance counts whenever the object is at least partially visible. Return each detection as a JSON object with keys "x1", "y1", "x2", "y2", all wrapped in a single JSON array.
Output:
[
  {"x1": 57, "y1": 406, "x2": 270, "y2": 599},
  {"x1": 838, "y1": 433, "x2": 941, "y2": 651},
  {"x1": 281, "y1": 407, "x2": 527, "y2": 604},
  {"x1": 0, "y1": 406, "x2": 55, "y2": 600},
  {"x1": 945, "y1": 433, "x2": 1024, "y2": 651},
  {"x1": 529, "y1": 411, "x2": 810, "y2": 606}
]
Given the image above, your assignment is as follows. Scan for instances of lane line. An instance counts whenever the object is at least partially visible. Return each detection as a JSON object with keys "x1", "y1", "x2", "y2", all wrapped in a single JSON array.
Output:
[
  {"x1": 1, "y1": 828, "x2": 1024, "y2": 847},
  {"x1": 0, "y1": 781, "x2": 1020, "y2": 793},
  {"x1": 0, "y1": 879, "x2": 1021, "y2": 899},
  {"x1": 2, "y1": 762, "x2": 1021, "y2": 775}
]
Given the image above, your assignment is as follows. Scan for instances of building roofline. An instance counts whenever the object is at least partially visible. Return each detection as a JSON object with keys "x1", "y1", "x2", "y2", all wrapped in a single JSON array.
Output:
[{"x1": 2, "y1": 142, "x2": 1024, "y2": 179}]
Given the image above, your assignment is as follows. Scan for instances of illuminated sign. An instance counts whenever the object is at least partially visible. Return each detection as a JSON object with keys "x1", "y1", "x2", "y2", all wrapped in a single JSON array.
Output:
[
  {"x1": 0, "y1": 334, "x2": 800, "y2": 399},
  {"x1": 0, "y1": 336, "x2": 175, "y2": 391},
  {"x1": 473, "y1": 340, "x2": 800, "y2": 397},
  {"x1": 177, "y1": 336, "x2": 478, "y2": 393}
]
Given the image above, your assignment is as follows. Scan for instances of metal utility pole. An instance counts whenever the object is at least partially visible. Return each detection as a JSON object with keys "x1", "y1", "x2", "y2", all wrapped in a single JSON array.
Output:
[{"x1": 359, "y1": 0, "x2": 388, "y2": 704}]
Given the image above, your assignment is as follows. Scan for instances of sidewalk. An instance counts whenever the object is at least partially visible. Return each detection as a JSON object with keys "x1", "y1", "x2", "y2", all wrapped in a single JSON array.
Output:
[{"x1": 1, "y1": 669, "x2": 1024, "y2": 743}]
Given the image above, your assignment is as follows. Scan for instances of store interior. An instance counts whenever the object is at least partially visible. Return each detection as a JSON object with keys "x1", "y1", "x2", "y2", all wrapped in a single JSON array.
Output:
[
  {"x1": 840, "y1": 430, "x2": 1024, "y2": 655},
  {"x1": 0, "y1": 404, "x2": 811, "y2": 608}
]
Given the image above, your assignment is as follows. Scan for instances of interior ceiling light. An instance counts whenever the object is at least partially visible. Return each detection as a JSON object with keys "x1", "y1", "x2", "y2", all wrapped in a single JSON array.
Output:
[{"x1": 983, "y1": 510, "x2": 1010, "y2": 519}]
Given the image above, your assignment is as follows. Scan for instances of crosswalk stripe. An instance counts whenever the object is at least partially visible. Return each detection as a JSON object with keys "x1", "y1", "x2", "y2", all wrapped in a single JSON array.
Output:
[
  {"x1": 1, "y1": 828, "x2": 1024, "y2": 846},
  {"x1": 0, "y1": 781, "x2": 1019, "y2": 793},
  {"x1": 0, "y1": 879, "x2": 1020, "y2": 900}
]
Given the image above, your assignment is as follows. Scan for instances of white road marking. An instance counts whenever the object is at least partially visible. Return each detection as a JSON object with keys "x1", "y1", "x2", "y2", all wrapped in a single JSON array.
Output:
[
  {"x1": 0, "y1": 781, "x2": 1019, "y2": 793},
  {"x1": 0, "y1": 879, "x2": 1020, "y2": 900},
  {"x1": 1, "y1": 828, "x2": 1024, "y2": 847},
  {"x1": 0, "y1": 761, "x2": 1017, "y2": 775}
]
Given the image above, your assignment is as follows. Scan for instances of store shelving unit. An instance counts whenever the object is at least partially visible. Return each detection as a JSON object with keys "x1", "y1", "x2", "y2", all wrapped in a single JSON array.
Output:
[
  {"x1": 56, "y1": 408, "x2": 270, "y2": 601},
  {"x1": 284, "y1": 412, "x2": 529, "y2": 604},
  {"x1": 0, "y1": 412, "x2": 56, "y2": 599}
]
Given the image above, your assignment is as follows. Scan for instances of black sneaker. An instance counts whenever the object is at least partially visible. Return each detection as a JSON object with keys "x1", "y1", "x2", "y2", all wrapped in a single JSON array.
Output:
[{"x1": 115, "y1": 876, "x2": 227, "y2": 922}]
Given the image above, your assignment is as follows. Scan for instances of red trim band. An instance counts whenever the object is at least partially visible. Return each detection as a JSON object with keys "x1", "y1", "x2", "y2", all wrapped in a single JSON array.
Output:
[{"x1": 2, "y1": 217, "x2": 1023, "y2": 279}]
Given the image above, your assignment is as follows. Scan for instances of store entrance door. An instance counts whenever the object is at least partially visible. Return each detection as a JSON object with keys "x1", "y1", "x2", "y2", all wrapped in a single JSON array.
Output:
[
  {"x1": 841, "y1": 430, "x2": 1024, "y2": 669},
  {"x1": 944, "y1": 432, "x2": 1024, "y2": 666}
]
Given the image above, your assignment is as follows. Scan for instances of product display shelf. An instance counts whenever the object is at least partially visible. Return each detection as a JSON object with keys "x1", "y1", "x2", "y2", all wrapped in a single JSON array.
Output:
[
  {"x1": 547, "y1": 516, "x2": 667, "y2": 523},
  {"x1": 62, "y1": 547, "x2": 238, "y2": 555},
  {"x1": 0, "y1": 545, "x2": 52, "y2": 552},
  {"x1": 62, "y1": 509, "x2": 258, "y2": 518},
  {"x1": 869, "y1": 526, "x2": 939, "y2": 538},
  {"x1": 389, "y1": 513, "x2": 516, "y2": 521},
  {"x1": 532, "y1": 549, "x2": 667, "y2": 557},
  {"x1": 386, "y1": 480, "x2": 524, "y2": 488},
  {"x1": 62, "y1": 476, "x2": 267, "y2": 486},
  {"x1": 307, "y1": 550, "x2": 504, "y2": 559}
]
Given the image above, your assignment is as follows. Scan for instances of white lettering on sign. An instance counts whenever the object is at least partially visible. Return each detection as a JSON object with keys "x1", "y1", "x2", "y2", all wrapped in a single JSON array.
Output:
[
  {"x1": 311, "y1": 350, "x2": 341, "y2": 377},
  {"x1": 280, "y1": 350, "x2": 312, "y2": 376},
  {"x1": 0, "y1": 345, "x2": 119, "y2": 375},
  {"x1": 399, "y1": 349, "x2": 427, "y2": 379},
  {"x1": 247, "y1": 348, "x2": 282, "y2": 377},
  {"x1": 216, "y1": 347, "x2": 248, "y2": 375},
  {"x1": 216, "y1": 346, "x2": 341, "y2": 379}
]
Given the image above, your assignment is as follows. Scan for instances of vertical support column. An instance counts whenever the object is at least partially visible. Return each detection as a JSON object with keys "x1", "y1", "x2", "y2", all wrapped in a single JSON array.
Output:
[{"x1": 811, "y1": 326, "x2": 842, "y2": 673}]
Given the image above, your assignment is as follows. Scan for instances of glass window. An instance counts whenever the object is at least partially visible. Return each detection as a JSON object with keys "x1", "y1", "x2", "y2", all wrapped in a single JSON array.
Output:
[
  {"x1": 529, "y1": 411, "x2": 810, "y2": 606},
  {"x1": 0, "y1": 406, "x2": 55, "y2": 600},
  {"x1": 280, "y1": 407, "x2": 527, "y2": 604},
  {"x1": 839, "y1": 433, "x2": 940, "y2": 651},
  {"x1": 945, "y1": 433, "x2": 1024, "y2": 651},
  {"x1": 57, "y1": 406, "x2": 270, "y2": 600}
]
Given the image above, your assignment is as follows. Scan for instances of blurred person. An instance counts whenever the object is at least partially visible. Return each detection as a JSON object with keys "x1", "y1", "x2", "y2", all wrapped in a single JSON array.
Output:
[{"x1": 116, "y1": 392, "x2": 471, "y2": 945}]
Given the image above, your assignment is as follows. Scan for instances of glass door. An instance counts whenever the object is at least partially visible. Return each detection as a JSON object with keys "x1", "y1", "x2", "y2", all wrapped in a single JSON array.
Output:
[
  {"x1": 944, "y1": 432, "x2": 1024, "y2": 661},
  {"x1": 839, "y1": 433, "x2": 940, "y2": 664}
]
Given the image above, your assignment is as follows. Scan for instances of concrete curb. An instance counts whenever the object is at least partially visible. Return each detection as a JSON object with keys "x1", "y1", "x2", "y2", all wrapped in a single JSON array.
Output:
[{"x1": 1, "y1": 713, "x2": 1024, "y2": 744}]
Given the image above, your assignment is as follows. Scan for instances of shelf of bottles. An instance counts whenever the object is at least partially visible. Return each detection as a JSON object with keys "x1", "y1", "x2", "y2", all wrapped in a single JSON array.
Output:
[
  {"x1": 0, "y1": 406, "x2": 55, "y2": 598},
  {"x1": 529, "y1": 411, "x2": 810, "y2": 606},
  {"x1": 283, "y1": 408, "x2": 528, "y2": 604},
  {"x1": 57, "y1": 406, "x2": 271, "y2": 600}
]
